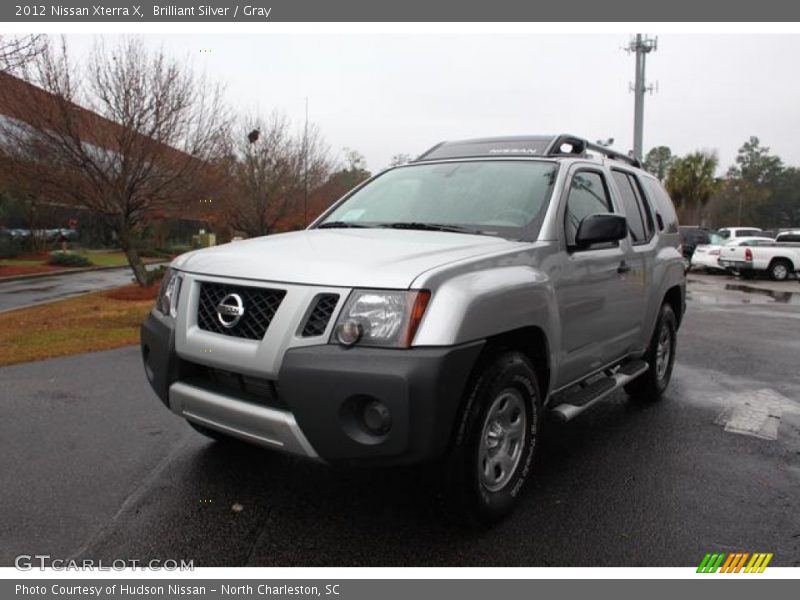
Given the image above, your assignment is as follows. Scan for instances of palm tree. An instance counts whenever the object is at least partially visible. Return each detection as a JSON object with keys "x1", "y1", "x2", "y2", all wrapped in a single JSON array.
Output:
[
  {"x1": 665, "y1": 151, "x2": 720, "y2": 225},
  {"x1": 643, "y1": 146, "x2": 674, "y2": 181}
]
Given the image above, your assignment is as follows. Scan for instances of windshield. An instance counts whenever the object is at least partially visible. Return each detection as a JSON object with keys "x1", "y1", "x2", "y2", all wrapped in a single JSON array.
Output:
[{"x1": 318, "y1": 160, "x2": 559, "y2": 239}]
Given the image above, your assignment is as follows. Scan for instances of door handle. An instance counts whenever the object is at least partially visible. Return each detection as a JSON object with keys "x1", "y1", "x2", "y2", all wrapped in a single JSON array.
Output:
[{"x1": 617, "y1": 261, "x2": 632, "y2": 274}]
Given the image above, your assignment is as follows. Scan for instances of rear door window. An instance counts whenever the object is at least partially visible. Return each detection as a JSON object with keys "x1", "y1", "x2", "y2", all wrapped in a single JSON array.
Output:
[
  {"x1": 628, "y1": 174, "x2": 655, "y2": 240},
  {"x1": 612, "y1": 171, "x2": 647, "y2": 243}
]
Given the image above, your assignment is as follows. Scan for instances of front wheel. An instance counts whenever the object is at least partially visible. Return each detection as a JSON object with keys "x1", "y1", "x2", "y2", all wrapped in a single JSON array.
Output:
[
  {"x1": 444, "y1": 351, "x2": 541, "y2": 525},
  {"x1": 625, "y1": 303, "x2": 677, "y2": 402}
]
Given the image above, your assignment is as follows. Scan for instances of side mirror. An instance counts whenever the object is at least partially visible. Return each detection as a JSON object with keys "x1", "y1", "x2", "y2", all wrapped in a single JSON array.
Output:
[{"x1": 574, "y1": 213, "x2": 627, "y2": 248}]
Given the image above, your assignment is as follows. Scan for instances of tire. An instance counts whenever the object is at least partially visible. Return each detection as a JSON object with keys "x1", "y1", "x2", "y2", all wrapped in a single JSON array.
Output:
[
  {"x1": 443, "y1": 351, "x2": 541, "y2": 525},
  {"x1": 187, "y1": 420, "x2": 236, "y2": 443},
  {"x1": 769, "y1": 259, "x2": 792, "y2": 281},
  {"x1": 625, "y1": 303, "x2": 677, "y2": 402}
]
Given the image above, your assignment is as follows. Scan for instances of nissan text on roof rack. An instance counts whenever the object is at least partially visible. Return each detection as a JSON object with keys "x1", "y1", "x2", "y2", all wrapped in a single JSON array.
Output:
[{"x1": 141, "y1": 134, "x2": 686, "y2": 524}]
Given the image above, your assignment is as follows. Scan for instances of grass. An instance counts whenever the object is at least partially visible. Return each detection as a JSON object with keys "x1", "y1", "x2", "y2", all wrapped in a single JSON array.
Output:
[
  {"x1": 0, "y1": 284, "x2": 159, "y2": 367},
  {"x1": 1, "y1": 258, "x2": 47, "y2": 267},
  {"x1": 81, "y1": 251, "x2": 139, "y2": 267}
]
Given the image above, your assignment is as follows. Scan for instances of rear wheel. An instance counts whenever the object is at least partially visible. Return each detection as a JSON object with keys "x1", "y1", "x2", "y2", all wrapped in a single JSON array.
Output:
[
  {"x1": 625, "y1": 303, "x2": 677, "y2": 402},
  {"x1": 444, "y1": 351, "x2": 541, "y2": 525},
  {"x1": 769, "y1": 259, "x2": 792, "y2": 281}
]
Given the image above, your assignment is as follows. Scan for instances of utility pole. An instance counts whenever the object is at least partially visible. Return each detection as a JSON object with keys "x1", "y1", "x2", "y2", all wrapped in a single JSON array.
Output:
[
  {"x1": 303, "y1": 96, "x2": 309, "y2": 228},
  {"x1": 626, "y1": 34, "x2": 658, "y2": 162}
]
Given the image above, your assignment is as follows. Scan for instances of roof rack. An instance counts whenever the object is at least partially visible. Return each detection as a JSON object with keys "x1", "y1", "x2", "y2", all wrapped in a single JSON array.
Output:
[
  {"x1": 414, "y1": 134, "x2": 641, "y2": 168},
  {"x1": 544, "y1": 134, "x2": 641, "y2": 168}
]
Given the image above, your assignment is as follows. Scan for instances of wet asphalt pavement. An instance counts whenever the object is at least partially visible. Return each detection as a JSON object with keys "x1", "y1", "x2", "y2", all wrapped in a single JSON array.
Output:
[
  {"x1": 1, "y1": 274, "x2": 799, "y2": 567},
  {"x1": 0, "y1": 264, "x2": 165, "y2": 312}
]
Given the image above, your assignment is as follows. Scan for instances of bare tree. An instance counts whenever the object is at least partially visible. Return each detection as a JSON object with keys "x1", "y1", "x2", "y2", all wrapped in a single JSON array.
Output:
[
  {"x1": 226, "y1": 112, "x2": 331, "y2": 237},
  {"x1": 0, "y1": 36, "x2": 231, "y2": 284},
  {"x1": 0, "y1": 34, "x2": 45, "y2": 72}
]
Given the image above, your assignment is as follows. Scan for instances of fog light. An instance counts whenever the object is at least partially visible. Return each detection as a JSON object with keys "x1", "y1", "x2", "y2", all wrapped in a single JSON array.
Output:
[
  {"x1": 362, "y1": 399, "x2": 392, "y2": 435},
  {"x1": 336, "y1": 319, "x2": 363, "y2": 346}
]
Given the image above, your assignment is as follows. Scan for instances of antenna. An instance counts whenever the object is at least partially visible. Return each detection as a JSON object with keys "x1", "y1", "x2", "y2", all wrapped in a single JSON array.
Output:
[{"x1": 625, "y1": 34, "x2": 658, "y2": 162}]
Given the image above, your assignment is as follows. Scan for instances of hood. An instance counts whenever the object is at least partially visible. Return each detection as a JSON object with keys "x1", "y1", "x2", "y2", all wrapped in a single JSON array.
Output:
[{"x1": 172, "y1": 228, "x2": 516, "y2": 288}]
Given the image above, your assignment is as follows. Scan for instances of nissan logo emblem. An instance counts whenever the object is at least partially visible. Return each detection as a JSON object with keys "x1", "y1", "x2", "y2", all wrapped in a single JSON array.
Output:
[{"x1": 216, "y1": 293, "x2": 245, "y2": 328}]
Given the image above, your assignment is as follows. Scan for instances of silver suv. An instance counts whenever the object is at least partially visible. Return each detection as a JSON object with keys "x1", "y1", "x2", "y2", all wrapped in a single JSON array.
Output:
[{"x1": 141, "y1": 134, "x2": 686, "y2": 523}]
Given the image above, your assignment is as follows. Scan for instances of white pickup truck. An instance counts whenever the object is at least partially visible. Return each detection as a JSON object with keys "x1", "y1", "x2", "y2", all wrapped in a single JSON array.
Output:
[{"x1": 719, "y1": 240, "x2": 800, "y2": 280}]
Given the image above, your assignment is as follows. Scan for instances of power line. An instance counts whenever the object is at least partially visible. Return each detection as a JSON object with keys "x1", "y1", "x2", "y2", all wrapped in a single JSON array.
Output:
[{"x1": 626, "y1": 34, "x2": 658, "y2": 162}]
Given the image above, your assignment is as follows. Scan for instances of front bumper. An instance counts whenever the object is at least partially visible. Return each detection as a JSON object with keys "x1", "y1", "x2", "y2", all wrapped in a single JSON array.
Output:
[{"x1": 141, "y1": 312, "x2": 484, "y2": 466}]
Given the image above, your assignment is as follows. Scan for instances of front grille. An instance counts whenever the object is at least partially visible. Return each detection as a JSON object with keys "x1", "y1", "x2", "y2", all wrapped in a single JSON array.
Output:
[
  {"x1": 301, "y1": 293, "x2": 340, "y2": 337},
  {"x1": 180, "y1": 360, "x2": 287, "y2": 410},
  {"x1": 197, "y1": 282, "x2": 285, "y2": 340}
]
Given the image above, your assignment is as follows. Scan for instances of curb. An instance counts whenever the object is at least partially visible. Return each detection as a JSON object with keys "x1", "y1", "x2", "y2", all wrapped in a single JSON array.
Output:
[
  {"x1": 0, "y1": 261, "x2": 167, "y2": 284},
  {"x1": 0, "y1": 264, "x2": 131, "y2": 283}
]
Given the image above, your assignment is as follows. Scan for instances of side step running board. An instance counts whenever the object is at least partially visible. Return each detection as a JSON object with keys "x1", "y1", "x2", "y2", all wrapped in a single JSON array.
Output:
[{"x1": 549, "y1": 359, "x2": 649, "y2": 423}]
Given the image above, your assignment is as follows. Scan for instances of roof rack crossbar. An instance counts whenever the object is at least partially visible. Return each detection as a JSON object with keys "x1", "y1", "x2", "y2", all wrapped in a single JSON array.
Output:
[
  {"x1": 584, "y1": 141, "x2": 641, "y2": 168},
  {"x1": 546, "y1": 134, "x2": 641, "y2": 168}
]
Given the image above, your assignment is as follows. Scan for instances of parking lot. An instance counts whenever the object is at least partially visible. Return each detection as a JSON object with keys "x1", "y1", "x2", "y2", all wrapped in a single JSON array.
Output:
[{"x1": 1, "y1": 273, "x2": 799, "y2": 567}]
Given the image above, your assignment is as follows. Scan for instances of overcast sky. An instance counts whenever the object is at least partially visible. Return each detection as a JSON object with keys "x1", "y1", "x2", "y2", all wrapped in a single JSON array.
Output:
[{"x1": 66, "y1": 33, "x2": 800, "y2": 174}]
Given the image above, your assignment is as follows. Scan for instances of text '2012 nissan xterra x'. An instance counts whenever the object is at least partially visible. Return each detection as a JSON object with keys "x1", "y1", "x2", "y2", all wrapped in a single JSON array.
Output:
[{"x1": 141, "y1": 134, "x2": 686, "y2": 523}]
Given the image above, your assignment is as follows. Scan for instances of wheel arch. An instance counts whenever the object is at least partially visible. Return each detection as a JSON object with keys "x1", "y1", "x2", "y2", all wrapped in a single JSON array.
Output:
[
  {"x1": 445, "y1": 325, "x2": 551, "y2": 455},
  {"x1": 768, "y1": 256, "x2": 794, "y2": 272},
  {"x1": 663, "y1": 284, "x2": 685, "y2": 328},
  {"x1": 480, "y1": 326, "x2": 551, "y2": 400}
]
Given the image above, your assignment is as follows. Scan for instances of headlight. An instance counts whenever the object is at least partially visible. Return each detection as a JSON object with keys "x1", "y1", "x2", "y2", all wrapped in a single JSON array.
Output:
[
  {"x1": 155, "y1": 268, "x2": 182, "y2": 318},
  {"x1": 332, "y1": 289, "x2": 431, "y2": 348}
]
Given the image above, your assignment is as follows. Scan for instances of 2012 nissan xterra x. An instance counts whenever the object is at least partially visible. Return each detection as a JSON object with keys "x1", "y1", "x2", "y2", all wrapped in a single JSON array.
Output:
[{"x1": 141, "y1": 134, "x2": 686, "y2": 523}]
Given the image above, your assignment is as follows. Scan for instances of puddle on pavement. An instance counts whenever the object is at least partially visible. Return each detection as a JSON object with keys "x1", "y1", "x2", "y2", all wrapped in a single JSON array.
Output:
[
  {"x1": 724, "y1": 284, "x2": 800, "y2": 304},
  {"x1": 688, "y1": 283, "x2": 800, "y2": 306}
]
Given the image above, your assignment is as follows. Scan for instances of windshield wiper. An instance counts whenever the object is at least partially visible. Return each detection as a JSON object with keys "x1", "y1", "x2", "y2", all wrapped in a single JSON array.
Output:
[
  {"x1": 317, "y1": 221, "x2": 372, "y2": 229},
  {"x1": 378, "y1": 222, "x2": 486, "y2": 235}
]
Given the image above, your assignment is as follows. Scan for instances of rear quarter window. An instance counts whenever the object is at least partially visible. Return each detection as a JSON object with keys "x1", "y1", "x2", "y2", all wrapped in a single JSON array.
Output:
[{"x1": 641, "y1": 177, "x2": 679, "y2": 233}]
